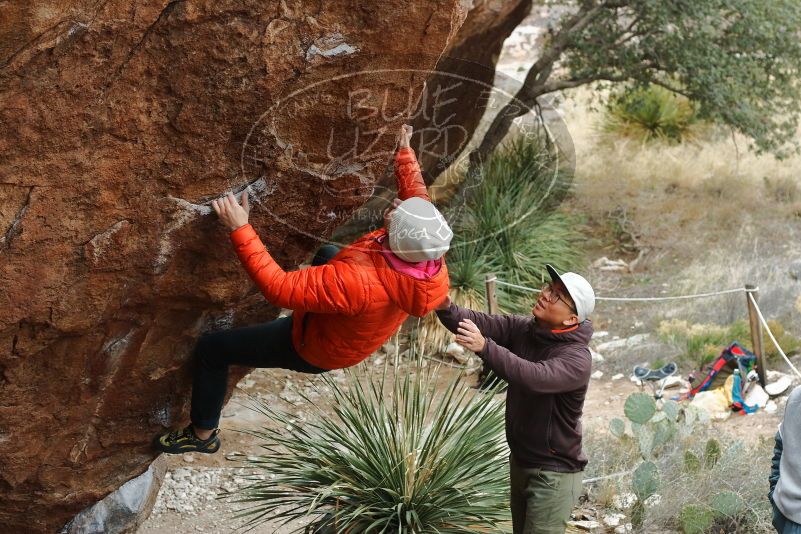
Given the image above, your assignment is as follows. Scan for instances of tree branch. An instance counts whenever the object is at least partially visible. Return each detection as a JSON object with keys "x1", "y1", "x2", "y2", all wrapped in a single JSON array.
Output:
[
  {"x1": 464, "y1": 1, "x2": 609, "y2": 170},
  {"x1": 537, "y1": 73, "x2": 629, "y2": 94}
]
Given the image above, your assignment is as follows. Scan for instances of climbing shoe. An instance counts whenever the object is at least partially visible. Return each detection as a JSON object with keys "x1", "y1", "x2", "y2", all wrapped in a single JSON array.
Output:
[{"x1": 152, "y1": 425, "x2": 221, "y2": 454}]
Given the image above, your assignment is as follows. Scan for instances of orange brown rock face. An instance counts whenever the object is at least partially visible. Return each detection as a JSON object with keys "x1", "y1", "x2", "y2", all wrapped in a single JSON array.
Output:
[{"x1": 0, "y1": 1, "x2": 467, "y2": 531}]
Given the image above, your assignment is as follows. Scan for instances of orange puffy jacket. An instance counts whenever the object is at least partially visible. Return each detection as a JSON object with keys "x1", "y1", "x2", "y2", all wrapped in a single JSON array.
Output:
[{"x1": 229, "y1": 147, "x2": 450, "y2": 370}]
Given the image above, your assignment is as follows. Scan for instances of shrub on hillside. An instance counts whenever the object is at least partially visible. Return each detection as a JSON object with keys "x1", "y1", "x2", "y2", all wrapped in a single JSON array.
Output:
[{"x1": 602, "y1": 85, "x2": 702, "y2": 144}]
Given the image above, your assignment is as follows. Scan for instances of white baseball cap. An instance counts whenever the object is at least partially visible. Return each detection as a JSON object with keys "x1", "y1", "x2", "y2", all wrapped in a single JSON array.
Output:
[{"x1": 546, "y1": 264, "x2": 595, "y2": 322}]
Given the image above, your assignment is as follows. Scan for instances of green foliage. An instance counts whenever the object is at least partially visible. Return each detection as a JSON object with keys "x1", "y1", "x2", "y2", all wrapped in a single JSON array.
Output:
[
  {"x1": 228, "y1": 367, "x2": 510, "y2": 532},
  {"x1": 630, "y1": 460, "x2": 660, "y2": 527},
  {"x1": 631, "y1": 500, "x2": 646, "y2": 529},
  {"x1": 704, "y1": 438, "x2": 722, "y2": 469},
  {"x1": 762, "y1": 320, "x2": 801, "y2": 361},
  {"x1": 420, "y1": 134, "x2": 587, "y2": 354},
  {"x1": 710, "y1": 491, "x2": 745, "y2": 518},
  {"x1": 636, "y1": 424, "x2": 656, "y2": 459},
  {"x1": 662, "y1": 400, "x2": 680, "y2": 422},
  {"x1": 632, "y1": 461, "x2": 660, "y2": 502},
  {"x1": 681, "y1": 403, "x2": 711, "y2": 430},
  {"x1": 442, "y1": 238, "x2": 496, "y2": 308},
  {"x1": 651, "y1": 418, "x2": 676, "y2": 452},
  {"x1": 445, "y1": 136, "x2": 585, "y2": 313},
  {"x1": 658, "y1": 318, "x2": 801, "y2": 371},
  {"x1": 624, "y1": 393, "x2": 657, "y2": 425},
  {"x1": 596, "y1": 397, "x2": 772, "y2": 532},
  {"x1": 680, "y1": 504, "x2": 715, "y2": 534},
  {"x1": 609, "y1": 418, "x2": 626, "y2": 438},
  {"x1": 603, "y1": 84, "x2": 700, "y2": 143},
  {"x1": 684, "y1": 450, "x2": 701, "y2": 473},
  {"x1": 616, "y1": 393, "x2": 701, "y2": 459},
  {"x1": 558, "y1": 0, "x2": 801, "y2": 157}
]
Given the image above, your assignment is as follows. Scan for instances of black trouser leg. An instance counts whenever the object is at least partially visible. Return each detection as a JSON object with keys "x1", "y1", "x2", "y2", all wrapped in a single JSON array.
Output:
[
  {"x1": 189, "y1": 245, "x2": 340, "y2": 429},
  {"x1": 190, "y1": 316, "x2": 325, "y2": 429},
  {"x1": 311, "y1": 244, "x2": 340, "y2": 266}
]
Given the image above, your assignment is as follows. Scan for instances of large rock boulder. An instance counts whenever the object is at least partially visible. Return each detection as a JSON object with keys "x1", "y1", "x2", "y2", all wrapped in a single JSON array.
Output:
[{"x1": 0, "y1": 1, "x2": 467, "y2": 531}]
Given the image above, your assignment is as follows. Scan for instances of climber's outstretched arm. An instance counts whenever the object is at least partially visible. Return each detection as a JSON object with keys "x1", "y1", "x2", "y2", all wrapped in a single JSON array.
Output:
[
  {"x1": 212, "y1": 191, "x2": 250, "y2": 232},
  {"x1": 229, "y1": 224, "x2": 367, "y2": 314},
  {"x1": 211, "y1": 192, "x2": 366, "y2": 314},
  {"x1": 394, "y1": 124, "x2": 430, "y2": 202}
]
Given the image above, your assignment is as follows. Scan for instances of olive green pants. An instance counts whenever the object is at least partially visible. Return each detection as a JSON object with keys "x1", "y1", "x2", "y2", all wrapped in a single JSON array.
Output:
[{"x1": 509, "y1": 455, "x2": 583, "y2": 534}]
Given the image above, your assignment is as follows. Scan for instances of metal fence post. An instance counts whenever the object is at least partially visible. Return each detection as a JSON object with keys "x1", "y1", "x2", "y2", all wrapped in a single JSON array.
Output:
[{"x1": 746, "y1": 284, "x2": 767, "y2": 386}]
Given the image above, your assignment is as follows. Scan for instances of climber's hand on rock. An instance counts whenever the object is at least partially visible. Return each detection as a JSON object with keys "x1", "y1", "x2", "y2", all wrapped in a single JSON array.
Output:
[
  {"x1": 211, "y1": 191, "x2": 250, "y2": 231},
  {"x1": 398, "y1": 124, "x2": 413, "y2": 148},
  {"x1": 382, "y1": 197, "x2": 403, "y2": 229}
]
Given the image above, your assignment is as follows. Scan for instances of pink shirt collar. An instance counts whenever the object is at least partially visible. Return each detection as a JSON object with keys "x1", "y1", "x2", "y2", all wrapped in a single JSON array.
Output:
[{"x1": 376, "y1": 233, "x2": 442, "y2": 280}]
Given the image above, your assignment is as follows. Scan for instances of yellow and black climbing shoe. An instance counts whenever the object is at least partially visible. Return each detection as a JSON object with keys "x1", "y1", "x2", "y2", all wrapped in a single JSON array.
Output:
[{"x1": 152, "y1": 425, "x2": 221, "y2": 455}]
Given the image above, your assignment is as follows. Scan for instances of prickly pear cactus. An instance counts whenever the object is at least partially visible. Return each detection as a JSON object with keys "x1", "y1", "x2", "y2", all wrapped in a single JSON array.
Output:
[
  {"x1": 631, "y1": 500, "x2": 646, "y2": 528},
  {"x1": 637, "y1": 424, "x2": 656, "y2": 458},
  {"x1": 632, "y1": 461, "x2": 659, "y2": 502},
  {"x1": 684, "y1": 450, "x2": 701, "y2": 473},
  {"x1": 711, "y1": 491, "x2": 744, "y2": 518},
  {"x1": 704, "y1": 438, "x2": 722, "y2": 469},
  {"x1": 662, "y1": 399, "x2": 680, "y2": 421},
  {"x1": 651, "y1": 410, "x2": 667, "y2": 423},
  {"x1": 609, "y1": 418, "x2": 626, "y2": 438},
  {"x1": 680, "y1": 504, "x2": 714, "y2": 534},
  {"x1": 625, "y1": 393, "x2": 657, "y2": 424},
  {"x1": 651, "y1": 418, "x2": 676, "y2": 452}
]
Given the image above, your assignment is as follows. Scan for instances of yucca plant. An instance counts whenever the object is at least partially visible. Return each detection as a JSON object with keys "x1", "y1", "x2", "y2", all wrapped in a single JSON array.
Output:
[
  {"x1": 226, "y1": 364, "x2": 511, "y2": 533},
  {"x1": 418, "y1": 134, "x2": 584, "y2": 355},
  {"x1": 602, "y1": 84, "x2": 700, "y2": 143}
]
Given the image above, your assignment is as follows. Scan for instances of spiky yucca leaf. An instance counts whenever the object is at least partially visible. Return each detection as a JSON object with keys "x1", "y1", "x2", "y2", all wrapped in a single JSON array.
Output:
[{"x1": 227, "y1": 366, "x2": 510, "y2": 533}]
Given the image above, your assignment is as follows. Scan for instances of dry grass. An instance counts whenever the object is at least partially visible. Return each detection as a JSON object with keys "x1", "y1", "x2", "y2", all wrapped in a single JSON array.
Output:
[
  {"x1": 562, "y1": 87, "x2": 801, "y2": 247},
  {"x1": 553, "y1": 87, "x2": 801, "y2": 331}
]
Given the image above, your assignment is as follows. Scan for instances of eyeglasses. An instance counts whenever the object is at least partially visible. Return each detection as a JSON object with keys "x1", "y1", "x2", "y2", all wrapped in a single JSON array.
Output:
[{"x1": 540, "y1": 283, "x2": 577, "y2": 313}]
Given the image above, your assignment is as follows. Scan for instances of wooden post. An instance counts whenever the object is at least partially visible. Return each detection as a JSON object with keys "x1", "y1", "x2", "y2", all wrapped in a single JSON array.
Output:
[
  {"x1": 746, "y1": 284, "x2": 767, "y2": 386},
  {"x1": 479, "y1": 274, "x2": 500, "y2": 388},
  {"x1": 485, "y1": 274, "x2": 498, "y2": 315}
]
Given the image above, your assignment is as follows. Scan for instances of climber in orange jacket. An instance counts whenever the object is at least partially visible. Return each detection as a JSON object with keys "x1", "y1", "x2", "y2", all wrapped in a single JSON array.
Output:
[{"x1": 154, "y1": 124, "x2": 452, "y2": 454}]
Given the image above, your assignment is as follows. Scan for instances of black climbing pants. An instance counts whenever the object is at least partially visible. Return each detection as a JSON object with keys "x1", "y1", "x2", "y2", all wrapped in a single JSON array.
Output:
[{"x1": 190, "y1": 244, "x2": 340, "y2": 430}]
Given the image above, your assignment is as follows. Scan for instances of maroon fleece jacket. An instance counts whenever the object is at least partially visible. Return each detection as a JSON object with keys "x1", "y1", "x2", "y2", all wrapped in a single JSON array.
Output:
[{"x1": 436, "y1": 302, "x2": 593, "y2": 472}]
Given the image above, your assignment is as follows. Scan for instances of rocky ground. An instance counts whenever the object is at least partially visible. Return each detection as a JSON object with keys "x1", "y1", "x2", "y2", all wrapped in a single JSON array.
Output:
[{"x1": 138, "y1": 334, "x2": 799, "y2": 533}]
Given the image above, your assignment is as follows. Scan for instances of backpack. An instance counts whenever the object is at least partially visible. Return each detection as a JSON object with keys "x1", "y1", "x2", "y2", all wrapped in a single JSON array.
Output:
[{"x1": 679, "y1": 342, "x2": 758, "y2": 409}]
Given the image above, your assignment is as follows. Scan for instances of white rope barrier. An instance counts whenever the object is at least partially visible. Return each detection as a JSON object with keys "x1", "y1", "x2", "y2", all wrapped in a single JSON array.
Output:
[
  {"x1": 422, "y1": 354, "x2": 482, "y2": 372},
  {"x1": 747, "y1": 293, "x2": 801, "y2": 380},
  {"x1": 492, "y1": 278, "x2": 753, "y2": 302},
  {"x1": 582, "y1": 468, "x2": 636, "y2": 485}
]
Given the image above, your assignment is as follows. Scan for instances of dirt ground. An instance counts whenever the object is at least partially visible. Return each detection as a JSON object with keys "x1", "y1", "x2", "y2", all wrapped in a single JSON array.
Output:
[{"x1": 138, "y1": 352, "x2": 790, "y2": 533}]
